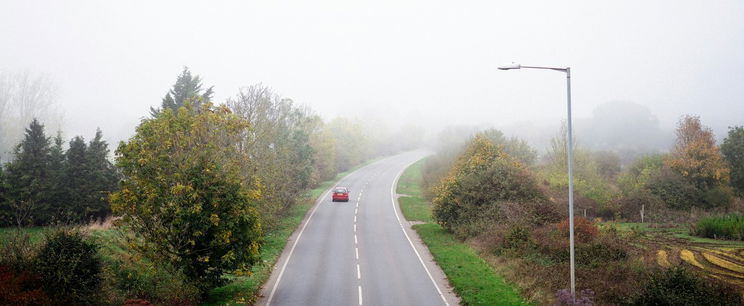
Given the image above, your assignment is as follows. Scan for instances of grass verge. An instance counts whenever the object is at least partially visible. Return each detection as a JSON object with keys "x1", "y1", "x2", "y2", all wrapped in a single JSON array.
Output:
[
  {"x1": 397, "y1": 157, "x2": 527, "y2": 305},
  {"x1": 204, "y1": 161, "x2": 371, "y2": 305}
]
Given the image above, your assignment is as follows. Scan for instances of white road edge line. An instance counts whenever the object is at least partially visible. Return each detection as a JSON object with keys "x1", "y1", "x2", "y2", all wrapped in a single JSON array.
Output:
[
  {"x1": 265, "y1": 166, "x2": 369, "y2": 306},
  {"x1": 358, "y1": 285, "x2": 363, "y2": 305},
  {"x1": 390, "y1": 160, "x2": 451, "y2": 306}
]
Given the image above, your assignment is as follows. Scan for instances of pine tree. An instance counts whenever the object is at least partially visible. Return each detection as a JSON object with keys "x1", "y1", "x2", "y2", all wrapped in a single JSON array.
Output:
[
  {"x1": 64, "y1": 136, "x2": 88, "y2": 222},
  {"x1": 150, "y1": 67, "x2": 214, "y2": 116},
  {"x1": 3, "y1": 119, "x2": 52, "y2": 226},
  {"x1": 84, "y1": 129, "x2": 119, "y2": 221},
  {"x1": 47, "y1": 131, "x2": 67, "y2": 220}
]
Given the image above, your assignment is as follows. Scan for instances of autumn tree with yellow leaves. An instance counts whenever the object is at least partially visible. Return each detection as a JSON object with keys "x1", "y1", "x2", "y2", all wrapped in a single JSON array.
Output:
[
  {"x1": 661, "y1": 115, "x2": 733, "y2": 208},
  {"x1": 110, "y1": 102, "x2": 262, "y2": 295}
]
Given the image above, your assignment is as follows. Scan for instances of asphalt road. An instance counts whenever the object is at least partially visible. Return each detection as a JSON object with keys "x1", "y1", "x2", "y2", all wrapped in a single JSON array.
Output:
[{"x1": 258, "y1": 151, "x2": 459, "y2": 306}]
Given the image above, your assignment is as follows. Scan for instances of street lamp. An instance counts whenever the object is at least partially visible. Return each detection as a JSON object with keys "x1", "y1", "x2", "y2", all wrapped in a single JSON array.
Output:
[{"x1": 498, "y1": 62, "x2": 576, "y2": 301}]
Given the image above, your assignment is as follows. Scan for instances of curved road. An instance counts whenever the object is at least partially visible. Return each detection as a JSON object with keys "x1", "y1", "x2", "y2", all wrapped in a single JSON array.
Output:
[{"x1": 258, "y1": 151, "x2": 459, "y2": 306}]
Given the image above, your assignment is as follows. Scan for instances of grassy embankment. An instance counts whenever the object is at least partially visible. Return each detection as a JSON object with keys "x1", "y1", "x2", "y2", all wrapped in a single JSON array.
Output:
[{"x1": 396, "y1": 159, "x2": 527, "y2": 305}]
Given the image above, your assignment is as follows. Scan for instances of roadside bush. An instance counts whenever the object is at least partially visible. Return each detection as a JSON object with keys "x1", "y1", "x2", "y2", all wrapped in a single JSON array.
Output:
[
  {"x1": 629, "y1": 267, "x2": 742, "y2": 306},
  {"x1": 34, "y1": 230, "x2": 102, "y2": 304},
  {"x1": 557, "y1": 217, "x2": 598, "y2": 243},
  {"x1": 693, "y1": 214, "x2": 744, "y2": 240},
  {"x1": 104, "y1": 253, "x2": 199, "y2": 305},
  {"x1": 111, "y1": 103, "x2": 263, "y2": 294},
  {"x1": 0, "y1": 265, "x2": 50, "y2": 306},
  {"x1": 432, "y1": 135, "x2": 547, "y2": 238}
]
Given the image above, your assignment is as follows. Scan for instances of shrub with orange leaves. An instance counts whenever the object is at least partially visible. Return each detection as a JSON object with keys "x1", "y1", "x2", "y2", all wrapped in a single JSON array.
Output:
[{"x1": 557, "y1": 217, "x2": 598, "y2": 243}]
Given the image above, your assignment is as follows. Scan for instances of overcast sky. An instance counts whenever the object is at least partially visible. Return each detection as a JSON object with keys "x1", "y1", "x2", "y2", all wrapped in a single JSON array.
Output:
[{"x1": 1, "y1": 0, "x2": 743, "y2": 146}]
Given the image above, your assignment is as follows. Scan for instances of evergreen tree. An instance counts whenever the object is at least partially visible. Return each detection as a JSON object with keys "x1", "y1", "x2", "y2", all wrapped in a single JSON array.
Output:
[
  {"x1": 47, "y1": 131, "x2": 67, "y2": 220},
  {"x1": 150, "y1": 67, "x2": 214, "y2": 116},
  {"x1": 64, "y1": 136, "x2": 88, "y2": 222},
  {"x1": 84, "y1": 129, "x2": 119, "y2": 220},
  {"x1": 2, "y1": 119, "x2": 51, "y2": 226}
]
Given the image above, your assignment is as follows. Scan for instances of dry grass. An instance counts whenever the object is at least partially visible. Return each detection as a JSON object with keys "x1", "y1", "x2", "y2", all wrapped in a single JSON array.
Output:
[
  {"x1": 680, "y1": 249, "x2": 705, "y2": 269},
  {"x1": 657, "y1": 250, "x2": 671, "y2": 267},
  {"x1": 703, "y1": 253, "x2": 744, "y2": 274},
  {"x1": 85, "y1": 216, "x2": 118, "y2": 231}
]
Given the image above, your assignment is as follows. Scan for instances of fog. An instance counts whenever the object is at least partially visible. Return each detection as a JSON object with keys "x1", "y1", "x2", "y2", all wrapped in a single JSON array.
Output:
[{"x1": 1, "y1": 0, "x2": 743, "y2": 157}]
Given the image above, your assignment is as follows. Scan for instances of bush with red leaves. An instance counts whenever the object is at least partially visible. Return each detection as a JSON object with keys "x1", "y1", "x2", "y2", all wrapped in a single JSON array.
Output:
[
  {"x1": 123, "y1": 298, "x2": 154, "y2": 306},
  {"x1": 0, "y1": 265, "x2": 51, "y2": 306},
  {"x1": 557, "y1": 217, "x2": 598, "y2": 243}
]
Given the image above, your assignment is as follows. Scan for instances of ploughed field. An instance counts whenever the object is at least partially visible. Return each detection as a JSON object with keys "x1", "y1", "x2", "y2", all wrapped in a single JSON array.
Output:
[{"x1": 626, "y1": 223, "x2": 744, "y2": 289}]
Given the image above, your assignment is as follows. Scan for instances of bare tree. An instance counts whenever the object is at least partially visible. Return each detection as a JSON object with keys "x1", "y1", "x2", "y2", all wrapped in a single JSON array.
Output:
[{"x1": 0, "y1": 70, "x2": 61, "y2": 161}]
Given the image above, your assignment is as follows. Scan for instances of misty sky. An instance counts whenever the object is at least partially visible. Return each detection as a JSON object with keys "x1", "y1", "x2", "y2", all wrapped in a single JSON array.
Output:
[{"x1": 2, "y1": 0, "x2": 743, "y2": 147}]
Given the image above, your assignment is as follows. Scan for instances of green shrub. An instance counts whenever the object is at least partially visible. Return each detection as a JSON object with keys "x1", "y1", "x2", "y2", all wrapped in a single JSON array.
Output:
[
  {"x1": 104, "y1": 254, "x2": 199, "y2": 305},
  {"x1": 432, "y1": 135, "x2": 547, "y2": 237},
  {"x1": 702, "y1": 185, "x2": 734, "y2": 209},
  {"x1": 646, "y1": 169, "x2": 701, "y2": 210},
  {"x1": 34, "y1": 230, "x2": 102, "y2": 304},
  {"x1": 693, "y1": 214, "x2": 744, "y2": 240},
  {"x1": 629, "y1": 267, "x2": 742, "y2": 306}
]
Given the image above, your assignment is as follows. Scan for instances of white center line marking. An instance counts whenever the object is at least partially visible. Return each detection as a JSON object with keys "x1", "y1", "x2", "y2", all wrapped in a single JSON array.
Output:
[
  {"x1": 354, "y1": 234, "x2": 358, "y2": 245},
  {"x1": 355, "y1": 247, "x2": 359, "y2": 259},
  {"x1": 354, "y1": 215, "x2": 357, "y2": 222},
  {"x1": 355, "y1": 208, "x2": 358, "y2": 215},
  {"x1": 358, "y1": 285, "x2": 363, "y2": 306},
  {"x1": 357, "y1": 264, "x2": 361, "y2": 279}
]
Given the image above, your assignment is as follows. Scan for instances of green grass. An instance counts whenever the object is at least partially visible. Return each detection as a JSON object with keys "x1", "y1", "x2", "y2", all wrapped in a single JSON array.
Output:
[
  {"x1": 414, "y1": 223, "x2": 527, "y2": 305},
  {"x1": 204, "y1": 161, "x2": 372, "y2": 305},
  {"x1": 399, "y1": 196, "x2": 433, "y2": 223},
  {"x1": 397, "y1": 157, "x2": 527, "y2": 305},
  {"x1": 397, "y1": 159, "x2": 433, "y2": 223}
]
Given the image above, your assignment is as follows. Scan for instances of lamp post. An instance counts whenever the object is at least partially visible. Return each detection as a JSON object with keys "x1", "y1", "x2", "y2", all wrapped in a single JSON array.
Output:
[{"x1": 498, "y1": 62, "x2": 576, "y2": 301}]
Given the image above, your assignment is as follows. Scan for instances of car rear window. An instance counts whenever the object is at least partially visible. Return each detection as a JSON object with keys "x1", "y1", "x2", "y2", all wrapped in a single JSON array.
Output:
[{"x1": 334, "y1": 188, "x2": 347, "y2": 193}]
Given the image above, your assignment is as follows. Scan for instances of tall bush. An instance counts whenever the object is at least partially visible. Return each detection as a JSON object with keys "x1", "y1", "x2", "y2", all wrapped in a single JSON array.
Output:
[
  {"x1": 432, "y1": 135, "x2": 548, "y2": 237},
  {"x1": 111, "y1": 102, "x2": 262, "y2": 294}
]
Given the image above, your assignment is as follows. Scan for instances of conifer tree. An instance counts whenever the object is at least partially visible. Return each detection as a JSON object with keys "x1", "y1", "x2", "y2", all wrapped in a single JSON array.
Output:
[
  {"x1": 47, "y1": 131, "x2": 67, "y2": 220},
  {"x1": 150, "y1": 67, "x2": 214, "y2": 116},
  {"x1": 3, "y1": 119, "x2": 51, "y2": 226},
  {"x1": 84, "y1": 129, "x2": 119, "y2": 220},
  {"x1": 64, "y1": 136, "x2": 88, "y2": 222}
]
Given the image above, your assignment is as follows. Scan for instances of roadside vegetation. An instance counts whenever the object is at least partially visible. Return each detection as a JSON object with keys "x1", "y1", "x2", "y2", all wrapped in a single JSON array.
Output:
[
  {"x1": 397, "y1": 159, "x2": 527, "y2": 305},
  {"x1": 0, "y1": 68, "x2": 419, "y2": 305},
  {"x1": 417, "y1": 114, "x2": 744, "y2": 305}
]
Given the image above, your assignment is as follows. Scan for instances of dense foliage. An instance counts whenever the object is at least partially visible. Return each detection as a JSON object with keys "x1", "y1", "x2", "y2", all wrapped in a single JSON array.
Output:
[
  {"x1": 0, "y1": 120, "x2": 118, "y2": 226},
  {"x1": 629, "y1": 267, "x2": 742, "y2": 306},
  {"x1": 34, "y1": 230, "x2": 103, "y2": 304},
  {"x1": 111, "y1": 102, "x2": 263, "y2": 294},
  {"x1": 693, "y1": 214, "x2": 744, "y2": 240},
  {"x1": 721, "y1": 126, "x2": 744, "y2": 196},
  {"x1": 432, "y1": 135, "x2": 550, "y2": 238}
]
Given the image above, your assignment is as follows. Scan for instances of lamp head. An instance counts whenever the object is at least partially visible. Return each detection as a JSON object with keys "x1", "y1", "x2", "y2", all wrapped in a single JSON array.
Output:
[{"x1": 498, "y1": 62, "x2": 521, "y2": 70}]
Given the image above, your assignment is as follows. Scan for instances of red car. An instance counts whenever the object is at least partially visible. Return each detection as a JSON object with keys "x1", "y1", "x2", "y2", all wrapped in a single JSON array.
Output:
[{"x1": 332, "y1": 187, "x2": 350, "y2": 202}]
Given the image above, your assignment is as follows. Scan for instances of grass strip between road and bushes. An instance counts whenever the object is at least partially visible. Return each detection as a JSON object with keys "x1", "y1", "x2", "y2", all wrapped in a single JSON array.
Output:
[
  {"x1": 204, "y1": 161, "x2": 373, "y2": 305},
  {"x1": 397, "y1": 157, "x2": 528, "y2": 306}
]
